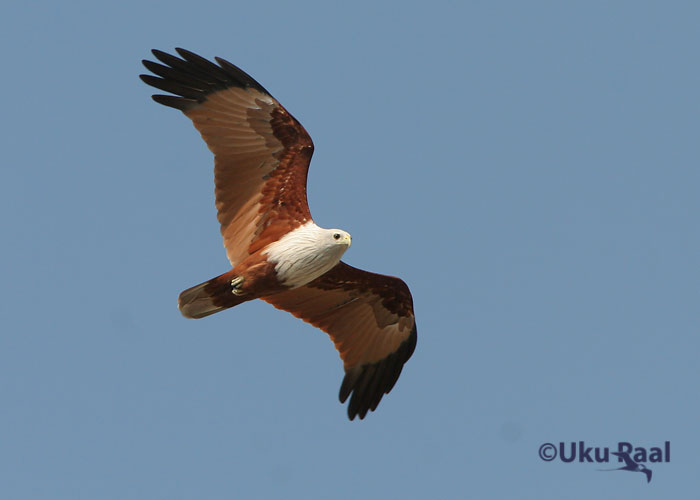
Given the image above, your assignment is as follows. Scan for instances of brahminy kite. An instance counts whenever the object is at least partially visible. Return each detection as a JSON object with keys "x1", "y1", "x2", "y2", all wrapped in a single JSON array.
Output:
[{"x1": 140, "y1": 48, "x2": 416, "y2": 420}]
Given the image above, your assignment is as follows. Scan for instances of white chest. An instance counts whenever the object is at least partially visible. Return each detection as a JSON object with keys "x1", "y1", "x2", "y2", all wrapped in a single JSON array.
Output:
[{"x1": 263, "y1": 222, "x2": 350, "y2": 288}]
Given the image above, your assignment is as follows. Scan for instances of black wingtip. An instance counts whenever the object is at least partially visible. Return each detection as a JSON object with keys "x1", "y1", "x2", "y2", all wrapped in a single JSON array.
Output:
[
  {"x1": 150, "y1": 94, "x2": 199, "y2": 111},
  {"x1": 342, "y1": 324, "x2": 417, "y2": 421},
  {"x1": 140, "y1": 48, "x2": 272, "y2": 110}
]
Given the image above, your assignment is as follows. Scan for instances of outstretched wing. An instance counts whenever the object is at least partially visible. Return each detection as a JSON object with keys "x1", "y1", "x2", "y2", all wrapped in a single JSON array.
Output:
[
  {"x1": 263, "y1": 262, "x2": 417, "y2": 420},
  {"x1": 140, "y1": 48, "x2": 314, "y2": 266}
]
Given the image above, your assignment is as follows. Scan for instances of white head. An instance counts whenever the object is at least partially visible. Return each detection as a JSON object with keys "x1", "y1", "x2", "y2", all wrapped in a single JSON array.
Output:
[
  {"x1": 300, "y1": 226, "x2": 352, "y2": 264},
  {"x1": 264, "y1": 222, "x2": 352, "y2": 288},
  {"x1": 323, "y1": 228, "x2": 352, "y2": 253}
]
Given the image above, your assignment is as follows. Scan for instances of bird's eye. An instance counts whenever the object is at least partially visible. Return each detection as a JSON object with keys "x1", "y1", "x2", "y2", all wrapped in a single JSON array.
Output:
[{"x1": 333, "y1": 233, "x2": 341, "y2": 240}]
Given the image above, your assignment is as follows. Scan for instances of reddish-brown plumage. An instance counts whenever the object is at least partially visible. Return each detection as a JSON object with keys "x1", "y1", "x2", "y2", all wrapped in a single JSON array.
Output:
[
  {"x1": 263, "y1": 263, "x2": 416, "y2": 419},
  {"x1": 179, "y1": 253, "x2": 285, "y2": 318},
  {"x1": 189, "y1": 93, "x2": 312, "y2": 266},
  {"x1": 141, "y1": 49, "x2": 417, "y2": 420},
  {"x1": 264, "y1": 263, "x2": 415, "y2": 365},
  {"x1": 231, "y1": 252, "x2": 286, "y2": 297}
]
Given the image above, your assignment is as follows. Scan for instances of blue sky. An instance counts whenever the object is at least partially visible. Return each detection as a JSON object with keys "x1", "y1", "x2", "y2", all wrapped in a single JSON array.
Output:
[{"x1": 2, "y1": 1, "x2": 698, "y2": 498}]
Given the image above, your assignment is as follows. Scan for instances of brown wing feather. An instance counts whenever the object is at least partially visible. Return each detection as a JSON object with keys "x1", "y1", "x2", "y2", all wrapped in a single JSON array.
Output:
[
  {"x1": 263, "y1": 262, "x2": 417, "y2": 420},
  {"x1": 140, "y1": 48, "x2": 313, "y2": 266}
]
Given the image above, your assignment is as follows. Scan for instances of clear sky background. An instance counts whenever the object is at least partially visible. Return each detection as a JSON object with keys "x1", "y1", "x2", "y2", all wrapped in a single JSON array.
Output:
[{"x1": 1, "y1": 1, "x2": 698, "y2": 498}]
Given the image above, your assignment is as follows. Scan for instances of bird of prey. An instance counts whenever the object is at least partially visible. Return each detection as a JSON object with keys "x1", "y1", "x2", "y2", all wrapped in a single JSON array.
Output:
[
  {"x1": 140, "y1": 48, "x2": 417, "y2": 420},
  {"x1": 599, "y1": 452, "x2": 652, "y2": 483}
]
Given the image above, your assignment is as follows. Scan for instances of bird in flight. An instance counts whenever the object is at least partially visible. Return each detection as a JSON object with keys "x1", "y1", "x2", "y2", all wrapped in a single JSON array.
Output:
[
  {"x1": 599, "y1": 451, "x2": 652, "y2": 483},
  {"x1": 140, "y1": 48, "x2": 417, "y2": 420}
]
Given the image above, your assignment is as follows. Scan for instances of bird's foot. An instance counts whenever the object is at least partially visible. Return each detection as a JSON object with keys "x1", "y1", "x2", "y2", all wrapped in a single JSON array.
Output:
[{"x1": 231, "y1": 276, "x2": 247, "y2": 296}]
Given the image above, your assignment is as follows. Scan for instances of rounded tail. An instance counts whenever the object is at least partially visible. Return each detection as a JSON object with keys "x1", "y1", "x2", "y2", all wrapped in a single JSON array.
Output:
[{"x1": 178, "y1": 271, "x2": 249, "y2": 318}]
